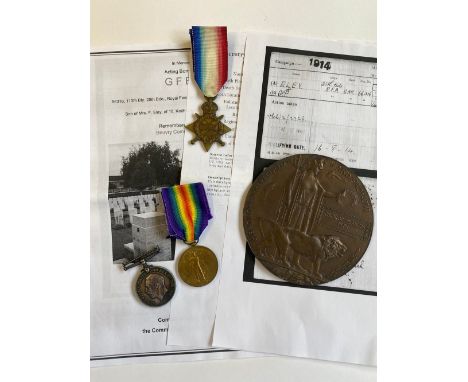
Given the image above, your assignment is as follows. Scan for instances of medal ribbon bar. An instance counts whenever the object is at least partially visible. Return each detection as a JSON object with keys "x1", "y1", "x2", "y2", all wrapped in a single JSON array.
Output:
[
  {"x1": 161, "y1": 183, "x2": 212, "y2": 245},
  {"x1": 189, "y1": 26, "x2": 228, "y2": 98}
]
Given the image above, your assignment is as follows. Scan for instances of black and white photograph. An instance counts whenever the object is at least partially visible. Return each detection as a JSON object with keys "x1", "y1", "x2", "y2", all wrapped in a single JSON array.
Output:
[{"x1": 108, "y1": 140, "x2": 181, "y2": 263}]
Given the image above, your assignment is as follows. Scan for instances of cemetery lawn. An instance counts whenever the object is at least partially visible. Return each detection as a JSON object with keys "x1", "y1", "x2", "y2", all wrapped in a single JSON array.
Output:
[{"x1": 111, "y1": 227, "x2": 133, "y2": 261}]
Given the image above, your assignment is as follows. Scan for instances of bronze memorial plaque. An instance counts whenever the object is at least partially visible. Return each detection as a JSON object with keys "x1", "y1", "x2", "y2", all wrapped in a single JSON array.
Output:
[
  {"x1": 178, "y1": 246, "x2": 218, "y2": 287},
  {"x1": 243, "y1": 154, "x2": 374, "y2": 286},
  {"x1": 136, "y1": 266, "x2": 176, "y2": 307}
]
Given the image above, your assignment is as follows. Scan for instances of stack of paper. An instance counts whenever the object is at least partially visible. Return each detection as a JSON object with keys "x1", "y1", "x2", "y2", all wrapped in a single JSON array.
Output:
[{"x1": 91, "y1": 32, "x2": 376, "y2": 367}]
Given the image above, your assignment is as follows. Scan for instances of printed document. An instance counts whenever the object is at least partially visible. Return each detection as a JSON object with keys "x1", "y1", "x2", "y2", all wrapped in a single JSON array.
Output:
[
  {"x1": 213, "y1": 33, "x2": 377, "y2": 366},
  {"x1": 167, "y1": 34, "x2": 247, "y2": 347},
  {"x1": 90, "y1": 46, "x2": 249, "y2": 365}
]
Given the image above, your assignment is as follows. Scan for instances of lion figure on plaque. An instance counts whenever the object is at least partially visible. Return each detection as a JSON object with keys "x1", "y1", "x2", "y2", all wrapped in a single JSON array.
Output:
[{"x1": 258, "y1": 218, "x2": 347, "y2": 282}]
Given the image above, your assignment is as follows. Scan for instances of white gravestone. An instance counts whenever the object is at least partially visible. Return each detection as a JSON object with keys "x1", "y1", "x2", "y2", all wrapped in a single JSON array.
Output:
[
  {"x1": 154, "y1": 193, "x2": 164, "y2": 213},
  {"x1": 131, "y1": 212, "x2": 171, "y2": 260},
  {"x1": 113, "y1": 207, "x2": 124, "y2": 226}
]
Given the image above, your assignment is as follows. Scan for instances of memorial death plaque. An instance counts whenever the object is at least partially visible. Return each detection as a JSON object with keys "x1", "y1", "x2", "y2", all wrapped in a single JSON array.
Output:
[{"x1": 243, "y1": 154, "x2": 373, "y2": 286}]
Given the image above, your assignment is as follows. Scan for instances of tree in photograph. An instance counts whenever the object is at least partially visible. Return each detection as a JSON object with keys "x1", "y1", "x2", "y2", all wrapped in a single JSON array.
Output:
[{"x1": 120, "y1": 141, "x2": 181, "y2": 190}]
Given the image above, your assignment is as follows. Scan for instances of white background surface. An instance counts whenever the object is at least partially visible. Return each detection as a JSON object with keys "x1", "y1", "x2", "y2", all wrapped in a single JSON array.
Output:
[
  {"x1": 91, "y1": 1, "x2": 376, "y2": 381},
  {"x1": 2, "y1": 1, "x2": 467, "y2": 382},
  {"x1": 91, "y1": 0, "x2": 376, "y2": 50}
]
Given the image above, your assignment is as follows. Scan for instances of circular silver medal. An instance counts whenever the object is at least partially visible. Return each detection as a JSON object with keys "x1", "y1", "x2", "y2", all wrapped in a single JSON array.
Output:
[
  {"x1": 136, "y1": 265, "x2": 176, "y2": 307},
  {"x1": 122, "y1": 247, "x2": 176, "y2": 307}
]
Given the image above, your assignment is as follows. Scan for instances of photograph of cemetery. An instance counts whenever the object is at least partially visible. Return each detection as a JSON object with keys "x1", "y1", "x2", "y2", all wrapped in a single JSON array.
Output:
[{"x1": 108, "y1": 141, "x2": 181, "y2": 263}]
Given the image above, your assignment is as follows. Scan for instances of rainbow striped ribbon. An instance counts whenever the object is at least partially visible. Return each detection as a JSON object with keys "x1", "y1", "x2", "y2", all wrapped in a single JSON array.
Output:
[
  {"x1": 189, "y1": 26, "x2": 228, "y2": 98},
  {"x1": 161, "y1": 183, "x2": 212, "y2": 244}
]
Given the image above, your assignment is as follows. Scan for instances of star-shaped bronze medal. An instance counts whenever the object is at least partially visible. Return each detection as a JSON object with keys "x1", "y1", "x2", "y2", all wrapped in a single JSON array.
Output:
[{"x1": 186, "y1": 97, "x2": 231, "y2": 152}]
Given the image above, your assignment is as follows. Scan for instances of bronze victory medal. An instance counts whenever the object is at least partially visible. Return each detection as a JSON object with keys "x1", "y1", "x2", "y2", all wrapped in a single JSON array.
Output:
[
  {"x1": 177, "y1": 246, "x2": 218, "y2": 287},
  {"x1": 243, "y1": 154, "x2": 374, "y2": 286},
  {"x1": 136, "y1": 266, "x2": 176, "y2": 307}
]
